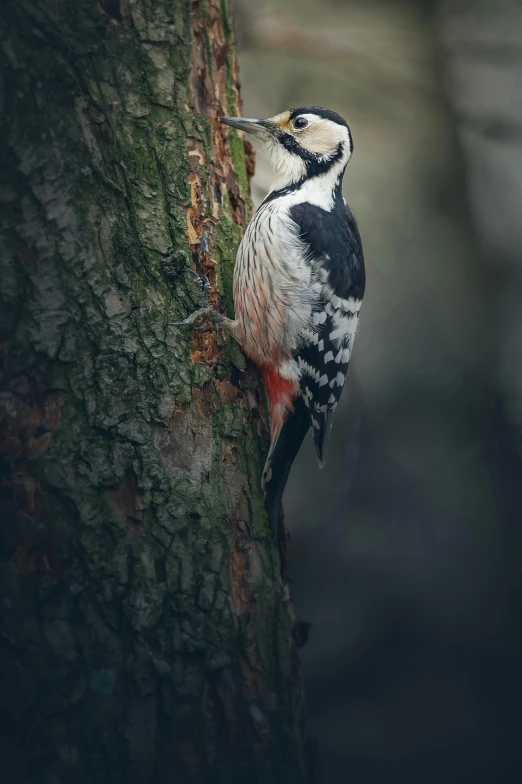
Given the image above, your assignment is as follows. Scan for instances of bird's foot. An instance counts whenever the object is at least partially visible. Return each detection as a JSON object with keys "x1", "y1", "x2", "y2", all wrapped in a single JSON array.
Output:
[
  {"x1": 168, "y1": 305, "x2": 226, "y2": 331},
  {"x1": 168, "y1": 269, "x2": 217, "y2": 331},
  {"x1": 168, "y1": 268, "x2": 239, "y2": 338},
  {"x1": 187, "y1": 268, "x2": 211, "y2": 308}
]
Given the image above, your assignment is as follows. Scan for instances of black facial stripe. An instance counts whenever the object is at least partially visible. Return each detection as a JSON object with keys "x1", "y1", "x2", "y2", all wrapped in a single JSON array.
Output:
[
  {"x1": 306, "y1": 141, "x2": 345, "y2": 177},
  {"x1": 277, "y1": 130, "x2": 317, "y2": 161},
  {"x1": 276, "y1": 132, "x2": 345, "y2": 173}
]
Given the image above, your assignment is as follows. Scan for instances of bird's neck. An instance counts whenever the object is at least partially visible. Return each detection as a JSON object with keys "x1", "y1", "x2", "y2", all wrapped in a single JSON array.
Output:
[{"x1": 268, "y1": 158, "x2": 346, "y2": 211}]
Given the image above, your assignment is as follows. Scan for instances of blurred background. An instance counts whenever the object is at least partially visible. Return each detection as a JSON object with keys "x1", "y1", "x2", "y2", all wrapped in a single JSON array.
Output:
[{"x1": 235, "y1": 1, "x2": 522, "y2": 781}]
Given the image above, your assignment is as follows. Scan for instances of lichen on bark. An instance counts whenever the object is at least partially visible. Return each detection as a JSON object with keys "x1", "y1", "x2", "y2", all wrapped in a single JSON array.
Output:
[{"x1": 0, "y1": 1, "x2": 310, "y2": 782}]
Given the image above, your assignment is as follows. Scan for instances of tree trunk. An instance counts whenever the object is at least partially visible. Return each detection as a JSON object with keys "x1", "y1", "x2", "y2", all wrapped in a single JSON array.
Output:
[{"x1": 0, "y1": 2, "x2": 310, "y2": 782}]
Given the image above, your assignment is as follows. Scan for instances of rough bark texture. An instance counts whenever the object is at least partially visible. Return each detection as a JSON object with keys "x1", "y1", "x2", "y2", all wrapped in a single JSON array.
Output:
[{"x1": 0, "y1": 2, "x2": 310, "y2": 782}]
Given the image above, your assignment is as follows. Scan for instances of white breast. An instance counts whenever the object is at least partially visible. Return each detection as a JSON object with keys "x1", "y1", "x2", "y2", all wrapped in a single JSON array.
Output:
[{"x1": 233, "y1": 198, "x2": 317, "y2": 378}]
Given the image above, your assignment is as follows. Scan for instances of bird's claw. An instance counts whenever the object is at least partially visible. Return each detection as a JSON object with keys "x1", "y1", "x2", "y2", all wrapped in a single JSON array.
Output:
[
  {"x1": 168, "y1": 269, "x2": 219, "y2": 332},
  {"x1": 171, "y1": 319, "x2": 208, "y2": 330},
  {"x1": 167, "y1": 306, "x2": 219, "y2": 331},
  {"x1": 169, "y1": 317, "x2": 195, "y2": 327},
  {"x1": 187, "y1": 269, "x2": 211, "y2": 307}
]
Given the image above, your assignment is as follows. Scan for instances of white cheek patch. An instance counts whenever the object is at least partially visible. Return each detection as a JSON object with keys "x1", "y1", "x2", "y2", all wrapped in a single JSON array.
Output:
[
  {"x1": 295, "y1": 116, "x2": 350, "y2": 157},
  {"x1": 299, "y1": 124, "x2": 340, "y2": 156}
]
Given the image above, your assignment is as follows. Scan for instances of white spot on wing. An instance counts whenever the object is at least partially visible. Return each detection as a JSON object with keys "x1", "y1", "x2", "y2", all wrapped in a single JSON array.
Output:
[
  {"x1": 303, "y1": 328, "x2": 319, "y2": 346},
  {"x1": 298, "y1": 358, "x2": 322, "y2": 384},
  {"x1": 318, "y1": 268, "x2": 329, "y2": 283},
  {"x1": 330, "y1": 312, "x2": 358, "y2": 347}
]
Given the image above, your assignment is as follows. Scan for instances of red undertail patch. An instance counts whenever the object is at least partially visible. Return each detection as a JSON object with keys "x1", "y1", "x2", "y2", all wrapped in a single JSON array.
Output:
[{"x1": 261, "y1": 366, "x2": 298, "y2": 439}]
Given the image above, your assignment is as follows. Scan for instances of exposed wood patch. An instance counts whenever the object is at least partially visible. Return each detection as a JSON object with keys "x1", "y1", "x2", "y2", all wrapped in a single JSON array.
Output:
[{"x1": 185, "y1": 0, "x2": 254, "y2": 368}]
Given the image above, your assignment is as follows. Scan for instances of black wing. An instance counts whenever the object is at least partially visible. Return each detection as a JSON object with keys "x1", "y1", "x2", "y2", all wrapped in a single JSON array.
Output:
[{"x1": 290, "y1": 195, "x2": 365, "y2": 464}]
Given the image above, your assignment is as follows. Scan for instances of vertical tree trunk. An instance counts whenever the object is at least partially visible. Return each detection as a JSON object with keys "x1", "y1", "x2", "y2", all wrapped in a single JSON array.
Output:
[{"x1": 0, "y1": 2, "x2": 310, "y2": 782}]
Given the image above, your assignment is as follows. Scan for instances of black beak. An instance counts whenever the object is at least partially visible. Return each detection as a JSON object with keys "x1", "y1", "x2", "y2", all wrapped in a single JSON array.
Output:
[{"x1": 219, "y1": 116, "x2": 274, "y2": 136}]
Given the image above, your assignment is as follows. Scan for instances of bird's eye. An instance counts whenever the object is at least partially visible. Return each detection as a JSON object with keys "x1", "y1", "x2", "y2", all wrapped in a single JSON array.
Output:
[{"x1": 293, "y1": 117, "x2": 308, "y2": 130}]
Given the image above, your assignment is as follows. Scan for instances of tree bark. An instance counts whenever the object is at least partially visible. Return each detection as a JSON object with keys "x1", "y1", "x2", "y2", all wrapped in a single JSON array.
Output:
[{"x1": 0, "y1": 2, "x2": 310, "y2": 782}]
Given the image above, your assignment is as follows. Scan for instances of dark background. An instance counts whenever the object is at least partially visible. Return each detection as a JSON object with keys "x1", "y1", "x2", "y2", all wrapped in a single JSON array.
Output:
[{"x1": 237, "y1": 0, "x2": 522, "y2": 781}]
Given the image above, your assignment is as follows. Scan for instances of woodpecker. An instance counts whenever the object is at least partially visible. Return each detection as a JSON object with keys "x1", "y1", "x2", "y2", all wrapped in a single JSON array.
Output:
[{"x1": 173, "y1": 106, "x2": 365, "y2": 536}]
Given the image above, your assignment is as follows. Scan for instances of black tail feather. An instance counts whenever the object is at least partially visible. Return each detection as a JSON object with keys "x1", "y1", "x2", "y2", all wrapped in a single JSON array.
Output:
[
  {"x1": 264, "y1": 398, "x2": 310, "y2": 537},
  {"x1": 312, "y1": 409, "x2": 334, "y2": 468}
]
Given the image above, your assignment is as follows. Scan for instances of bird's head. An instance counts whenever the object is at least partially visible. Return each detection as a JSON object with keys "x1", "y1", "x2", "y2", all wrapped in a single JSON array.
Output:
[{"x1": 220, "y1": 106, "x2": 353, "y2": 193}]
